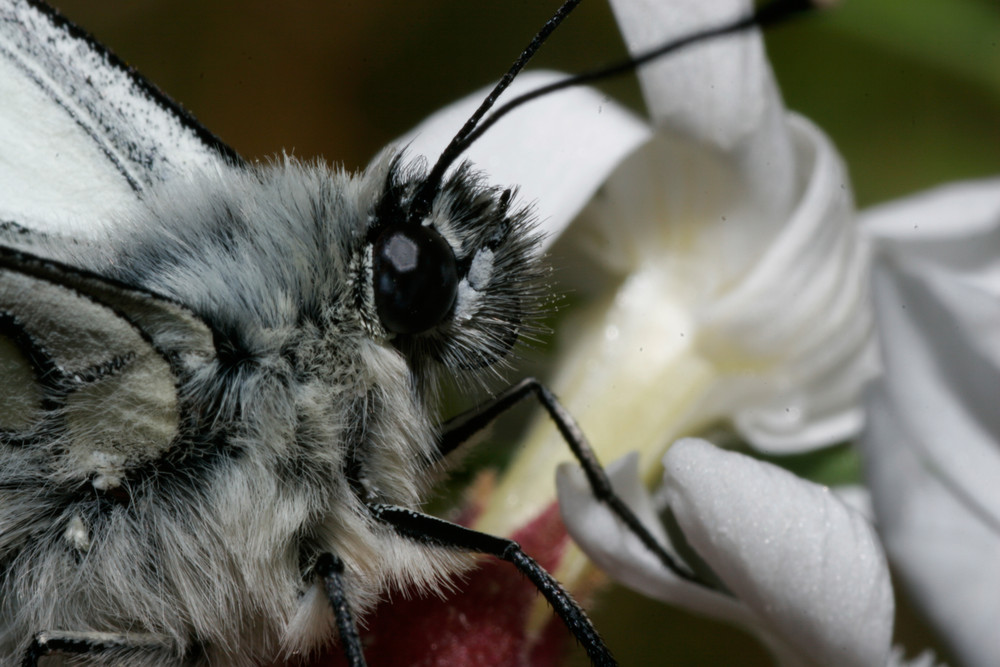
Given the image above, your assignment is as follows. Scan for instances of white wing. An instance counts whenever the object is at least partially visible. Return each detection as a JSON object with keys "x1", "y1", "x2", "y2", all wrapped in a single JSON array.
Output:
[{"x1": 0, "y1": 0, "x2": 242, "y2": 238}]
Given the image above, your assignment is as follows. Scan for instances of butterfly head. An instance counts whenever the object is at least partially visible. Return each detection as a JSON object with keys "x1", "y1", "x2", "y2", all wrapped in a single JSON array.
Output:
[{"x1": 357, "y1": 152, "x2": 544, "y2": 378}]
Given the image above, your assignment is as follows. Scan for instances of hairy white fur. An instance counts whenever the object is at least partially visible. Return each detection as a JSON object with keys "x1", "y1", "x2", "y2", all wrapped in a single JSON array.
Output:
[{"x1": 0, "y1": 155, "x2": 538, "y2": 665}]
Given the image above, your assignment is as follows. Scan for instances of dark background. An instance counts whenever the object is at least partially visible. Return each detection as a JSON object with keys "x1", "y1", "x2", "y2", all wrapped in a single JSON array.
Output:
[{"x1": 50, "y1": 0, "x2": 1000, "y2": 207}]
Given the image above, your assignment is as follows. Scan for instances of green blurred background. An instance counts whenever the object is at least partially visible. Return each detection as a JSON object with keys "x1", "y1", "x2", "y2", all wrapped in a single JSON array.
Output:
[{"x1": 47, "y1": 1, "x2": 999, "y2": 664}]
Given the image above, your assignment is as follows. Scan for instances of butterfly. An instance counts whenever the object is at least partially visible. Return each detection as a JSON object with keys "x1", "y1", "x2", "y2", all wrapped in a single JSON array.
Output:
[{"x1": 0, "y1": 0, "x2": 811, "y2": 665}]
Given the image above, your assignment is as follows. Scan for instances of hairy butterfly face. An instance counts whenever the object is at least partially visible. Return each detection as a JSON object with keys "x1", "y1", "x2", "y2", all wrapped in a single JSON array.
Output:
[{"x1": 358, "y1": 157, "x2": 543, "y2": 374}]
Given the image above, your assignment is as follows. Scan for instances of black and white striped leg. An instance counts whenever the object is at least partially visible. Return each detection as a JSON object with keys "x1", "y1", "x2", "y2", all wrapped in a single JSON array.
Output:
[
  {"x1": 369, "y1": 503, "x2": 616, "y2": 667},
  {"x1": 22, "y1": 631, "x2": 175, "y2": 667},
  {"x1": 438, "y1": 377, "x2": 704, "y2": 585},
  {"x1": 315, "y1": 553, "x2": 367, "y2": 667}
]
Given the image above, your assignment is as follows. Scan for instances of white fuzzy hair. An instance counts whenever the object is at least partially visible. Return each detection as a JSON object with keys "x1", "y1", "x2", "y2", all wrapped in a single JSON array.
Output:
[{"x1": 0, "y1": 152, "x2": 542, "y2": 665}]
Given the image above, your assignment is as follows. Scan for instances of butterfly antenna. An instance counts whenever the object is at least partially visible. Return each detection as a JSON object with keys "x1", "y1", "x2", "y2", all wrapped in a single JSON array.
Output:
[
  {"x1": 411, "y1": 0, "x2": 584, "y2": 221},
  {"x1": 416, "y1": 0, "x2": 825, "y2": 213}
]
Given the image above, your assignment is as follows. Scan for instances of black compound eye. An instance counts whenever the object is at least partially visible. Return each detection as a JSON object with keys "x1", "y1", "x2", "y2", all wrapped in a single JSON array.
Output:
[{"x1": 373, "y1": 224, "x2": 459, "y2": 335}]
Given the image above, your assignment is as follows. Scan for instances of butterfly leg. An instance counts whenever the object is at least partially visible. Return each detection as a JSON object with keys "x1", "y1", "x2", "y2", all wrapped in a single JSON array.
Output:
[
  {"x1": 314, "y1": 552, "x2": 367, "y2": 667},
  {"x1": 21, "y1": 631, "x2": 177, "y2": 667},
  {"x1": 369, "y1": 503, "x2": 616, "y2": 667},
  {"x1": 438, "y1": 377, "x2": 702, "y2": 584}
]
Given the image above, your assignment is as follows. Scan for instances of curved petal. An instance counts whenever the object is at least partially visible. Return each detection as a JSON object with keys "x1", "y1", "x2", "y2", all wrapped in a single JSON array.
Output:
[
  {"x1": 862, "y1": 177, "x2": 1000, "y2": 269},
  {"x1": 664, "y1": 438, "x2": 894, "y2": 667},
  {"x1": 608, "y1": 0, "x2": 776, "y2": 151},
  {"x1": 708, "y1": 115, "x2": 876, "y2": 452},
  {"x1": 542, "y1": 113, "x2": 873, "y2": 460},
  {"x1": 860, "y1": 178, "x2": 1000, "y2": 667},
  {"x1": 867, "y1": 256, "x2": 1000, "y2": 526},
  {"x1": 864, "y1": 386, "x2": 1000, "y2": 667},
  {"x1": 608, "y1": 0, "x2": 796, "y2": 219},
  {"x1": 862, "y1": 178, "x2": 1000, "y2": 530},
  {"x1": 393, "y1": 70, "x2": 651, "y2": 246},
  {"x1": 556, "y1": 453, "x2": 748, "y2": 624}
]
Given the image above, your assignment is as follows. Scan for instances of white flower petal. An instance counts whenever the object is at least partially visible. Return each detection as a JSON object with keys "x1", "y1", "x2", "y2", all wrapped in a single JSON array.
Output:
[
  {"x1": 864, "y1": 386, "x2": 1000, "y2": 667},
  {"x1": 556, "y1": 452, "x2": 747, "y2": 623},
  {"x1": 887, "y1": 648, "x2": 948, "y2": 667},
  {"x1": 560, "y1": 442, "x2": 894, "y2": 666},
  {"x1": 867, "y1": 256, "x2": 1000, "y2": 525},
  {"x1": 551, "y1": 111, "x2": 872, "y2": 456},
  {"x1": 608, "y1": 0, "x2": 796, "y2": 219},
  {"x1": 701, "y1": 115, "x2": 876, "y2": 452},
  {"x1": 833, "y1": 484, "x2": 874, "y2": 521},
  {"x1": 862, "y1": 178, "x2": 1000, "y2": 530},
  {"x1": 608, "y1": 0, "x2": 771, "y2": 151},
  {"x1": 664, "y1": 438, "x2": 894, "y2": 667},
  {"x1": 862, "y1": 177, "x2": 1000, "y2": 271},
  {"x1": 860, "y1": 178, "x2": 1000, "y2": 667},
  {"x1": 393, "y1": 70, "x2": 651, "y2": 245}
]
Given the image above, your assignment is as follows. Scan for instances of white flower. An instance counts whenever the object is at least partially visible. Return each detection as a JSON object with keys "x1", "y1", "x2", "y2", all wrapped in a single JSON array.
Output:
[
  {"x1": 399, "y1": 1, "x2": 875, "y2": 628},
  {"x1": 399, "y1": 0, "x2": 882, "y2": 654},
  {"x1": 860, "y1": 177, "x2": 1000, "y2": 667},
  {"x1": 385, "y1": 0, "x2": 915, "y2": 662},
  {"x1": 460, "y1": 0, "x2": 872, "y2": 539},
  {"x1": 557, "y1": 440, "x2": 895, "y2": 667}
]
